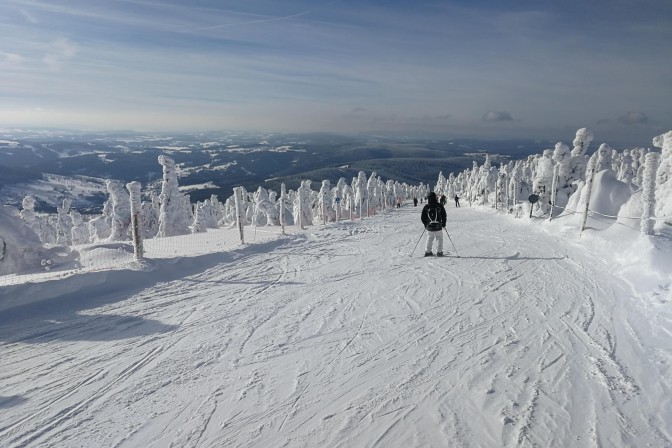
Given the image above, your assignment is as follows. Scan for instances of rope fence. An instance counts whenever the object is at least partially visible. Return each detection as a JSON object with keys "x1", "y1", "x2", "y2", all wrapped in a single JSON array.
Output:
[{"x1": 0, "y1": 198, "x2": 397, "y2": 287}]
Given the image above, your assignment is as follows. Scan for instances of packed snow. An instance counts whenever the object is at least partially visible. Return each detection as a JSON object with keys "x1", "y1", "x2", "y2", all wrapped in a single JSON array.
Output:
[{"x1": 1, "y1": 201, "x2": 671, "y2": 447}]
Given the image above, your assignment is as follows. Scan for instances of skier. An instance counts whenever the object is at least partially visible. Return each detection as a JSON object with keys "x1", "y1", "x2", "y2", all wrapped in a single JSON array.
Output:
[
  {"x1": 396, "y1": 197, "x2": 401, "y2": 208},
  {"x1": 421, "y1": 192, "x2": 447, "y2": 256},
  {"x1": 454, "y1": 194, "x2": 460, "y2": 207},
  {"x1": 440, "y1": 194, "x2": 447, "y2": 206},
  {"x1": 413, "y1": 197, "x2": 418, "y2": 207}
]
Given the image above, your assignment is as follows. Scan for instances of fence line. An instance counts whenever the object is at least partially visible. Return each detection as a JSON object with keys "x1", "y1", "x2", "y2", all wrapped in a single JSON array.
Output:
[{"x1": 0, "y1": 201, "x2": 396, "y2": 287}]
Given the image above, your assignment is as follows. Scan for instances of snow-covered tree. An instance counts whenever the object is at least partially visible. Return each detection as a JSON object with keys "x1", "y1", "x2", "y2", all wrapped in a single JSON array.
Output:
[
  {"x1": 55, "y1": 199, "x2": 73, "y2": 246},
  {"x1": 19, "y1": 195, "x2": 53, "y2": 244},
  {"x1": 641, "y1": 152, "x2": 660, "y2": 235},
  {"x1": 533, "y1": 149, "x2": 555, "y2": 215},
  {"x1": 317, "y1": 180, "x2": 336, "y2": 223},
  {"x1": 88, "y1": 199, "x2": 112, "y2": 242},
  {"x1": 70, "y1": 210, "x2": 90, "y2": 244},
  {"x1": 552, "y1": 142, "x2": 572, "y2": 210},
  {"x1": 617, "y1": 149, "x2": 636, "y2": 185},
  {"x1": 252, "y1": 187, "x2": 280, "y2": 226},
  {"x1": 157, "y1": 155, "x2": 190, "y2": 237},
  {"x1": 293, "y1": 180, "x2": 313, "y2": 228},
  {"x1": 106, "y1": 179, "x2": 132, "y2": 241},
  {"x1": 568, "y1": 127, "x2": 594, "y2": 190},
  {"x1": 653, "y1": 131, "x2": 672, "y2": 227},
  {"x1": 191, "y1": 202, "x2": 207, "y2": 233},
  {"x1": 355, "y1": 171, "x2": 368, "y2": 217},
  {"x1": 595, "y1": 143, "x2": 613, "y2": 172},
  {"x1": 141, "y1": 192, "x2": 160, "y2": 238}
]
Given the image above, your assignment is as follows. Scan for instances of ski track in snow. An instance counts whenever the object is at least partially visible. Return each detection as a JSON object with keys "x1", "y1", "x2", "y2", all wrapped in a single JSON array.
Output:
[{"x1": 1, "y1": 206, "x2": 671, "y2": 447}]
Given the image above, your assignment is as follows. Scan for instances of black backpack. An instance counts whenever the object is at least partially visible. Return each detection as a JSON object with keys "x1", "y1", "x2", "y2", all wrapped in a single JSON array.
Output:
[{"x1": 426, "y1": 205, "x2": 442, "y2": 231}]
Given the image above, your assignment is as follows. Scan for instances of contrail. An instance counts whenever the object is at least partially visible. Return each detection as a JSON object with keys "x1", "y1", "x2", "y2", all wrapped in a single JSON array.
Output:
[{"x1": 197, "y1": 0, "x2": 340, "y2": 31}]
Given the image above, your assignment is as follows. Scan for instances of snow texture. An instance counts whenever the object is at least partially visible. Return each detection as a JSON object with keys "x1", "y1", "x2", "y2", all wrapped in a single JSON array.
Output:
[{"x1": 1, "y1": 205, "x2": 670, "y2": 448}]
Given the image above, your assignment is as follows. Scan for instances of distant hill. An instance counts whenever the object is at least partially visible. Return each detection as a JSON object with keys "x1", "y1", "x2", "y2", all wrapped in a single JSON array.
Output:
[{"x1": 0, "y1": 130, "x2": 553, "y2": 212}]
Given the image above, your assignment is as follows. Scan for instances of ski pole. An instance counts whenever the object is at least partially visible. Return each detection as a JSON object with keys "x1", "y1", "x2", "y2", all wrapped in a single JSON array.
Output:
[
  {"x1": 411, "y1": 229, "x2": 426, "y2": 256},
  {"x1": 444, "y1": 227, "x2": 460, "y2": 257}
]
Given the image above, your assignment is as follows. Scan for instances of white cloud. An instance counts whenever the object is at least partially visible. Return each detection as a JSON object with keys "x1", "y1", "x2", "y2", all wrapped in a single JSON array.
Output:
[
  {"x1": 618, "y1": 111, "x2": 649, "y2": 125},
  {"x1": 482, "y1": 111, "x2": 514, "y2": 122}
]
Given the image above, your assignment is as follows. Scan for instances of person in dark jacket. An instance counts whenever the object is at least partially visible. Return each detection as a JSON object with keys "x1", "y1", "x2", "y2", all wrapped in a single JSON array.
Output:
[{"x1": 420, "y1": 192, "x2": 447, "y2": 256}]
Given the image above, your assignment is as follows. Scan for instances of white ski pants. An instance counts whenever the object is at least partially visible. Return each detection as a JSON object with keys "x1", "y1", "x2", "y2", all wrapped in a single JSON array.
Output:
[{"x1": 425, "y1": 229, "x2": 443, "y2": 253}]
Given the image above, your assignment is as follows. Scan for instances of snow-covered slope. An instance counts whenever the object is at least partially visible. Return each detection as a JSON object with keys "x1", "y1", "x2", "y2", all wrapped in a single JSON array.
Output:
[{"x1": 0, "y1": 205, "x2": 670, "y2": 447}]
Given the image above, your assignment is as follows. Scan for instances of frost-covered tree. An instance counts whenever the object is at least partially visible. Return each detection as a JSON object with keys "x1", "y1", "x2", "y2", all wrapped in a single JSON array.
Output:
[
  {"x1": 653, "y1": 130, "x2": 672, "y2": 226},
  {"x1": 191, "y1": 202, "x2": 207, "y2": 233},
  {"x1": 88, "y1": 199, "x2": 112, "y2": 242},
  {"x1": 19, "y1": 195, "x2": 53, "y2": 244},
  {"x1": 477, "y1": 156, "x2": 498, "y2": 205},
  {"x1": 277, "y1": 183, "x2": 294, "y2": 226},
  {"x1": 595, "y1": 143, "x2": 613, "y2": 172},
  {"x1": 568, "y1": 127, "x2": 594, "y2": 190},
  {"x1": 252, "y1": 187, "x2": 280, "y2": 226},
  {"x1": 552, "y1": 142, "x2": 572, "y2": 209},
  {"x1": 200, "y1": 199, "x2": 219, "y2": 229},
  {"x1": 106, "y1": 180, "x2": 132, "y2": 241},
  {"x1": 70, "y1": 210, "x2": 90, "y2": 244},
  {"x1": 141, "y1": 192, "x2": 161, "y2": 238},
  {"x1": 157, "y1": 155, "x2": 190, "y2": 237},
  {"x1": 210, "y1": 195, "x2": 225, "y2": 225},
  {"x1": 293, "y1": 180, "x2": 313, "y2": 228},
  {"x1": 317, "y1": 180, "x2": 336, "y2": 223},
  {"x1": 617, "y1": 149, "x2": 636, "y2": 185},
  {"x1": 55, "y1": 199, "x2": 73, "y2": 245},
  {"x1": 533, "y1": 150, "x2": 555, "y2": 215},
  {"x1": 355, "y1": 171, "x2": 368, "y2": 217},
  {"x1": 641, "y1": 152, "x2": 660, "y2": 235},
  {"x1": 435, "y1": 171, "x2": 447, "y2": 197}
]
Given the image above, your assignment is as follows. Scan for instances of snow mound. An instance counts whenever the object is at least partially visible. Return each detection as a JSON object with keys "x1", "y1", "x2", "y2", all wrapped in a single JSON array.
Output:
[{"x1": 0, "y1": 205, "x2": 79, "y2": 276}]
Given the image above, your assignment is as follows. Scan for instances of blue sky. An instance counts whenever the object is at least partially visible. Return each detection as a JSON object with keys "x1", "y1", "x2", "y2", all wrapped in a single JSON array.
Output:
[{"x1": 0, "y1": 0, "x2": 670, "y2": 145}]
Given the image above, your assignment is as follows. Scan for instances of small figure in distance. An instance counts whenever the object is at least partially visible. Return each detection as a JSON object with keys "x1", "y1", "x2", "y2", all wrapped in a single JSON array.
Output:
[
  {"x1": 413, "y1": 197, "x2": 418, "y2": 207},
  {"x1": 454, "y1": 194, "x2": 460, "y2": 207}
]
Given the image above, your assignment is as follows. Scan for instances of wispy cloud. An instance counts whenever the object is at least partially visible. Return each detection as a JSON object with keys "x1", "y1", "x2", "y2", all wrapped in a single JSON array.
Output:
[
  {"x1": 0, "y1": 52, "x2": 24, "y2": 68},
  {"x1": 482, "y1": 111, "x2": 514, "y2": 122},
  {"x1": 19, "y1": 8, "x2": 39, "y2": 24},
  {"x1": 0, "y1": 0, "x2": 669, "y2": 145},
  {"x1": 618, "y1": 111, "x2": 649, "y2": 125},
  {"x1": 43, "y1": 38, "x2": 78, "y2": 70}
]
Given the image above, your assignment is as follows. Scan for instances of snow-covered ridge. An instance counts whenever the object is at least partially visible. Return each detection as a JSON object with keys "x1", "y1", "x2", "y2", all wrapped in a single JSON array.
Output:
[{"x1": 1, "y1": 128, "x2": 670, "y2": 297}]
